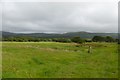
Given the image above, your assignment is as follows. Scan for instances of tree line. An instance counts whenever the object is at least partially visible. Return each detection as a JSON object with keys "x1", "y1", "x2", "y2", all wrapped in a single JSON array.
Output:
[{"x1": 2, "y1": 36, "x2": 119, "y2": 43}]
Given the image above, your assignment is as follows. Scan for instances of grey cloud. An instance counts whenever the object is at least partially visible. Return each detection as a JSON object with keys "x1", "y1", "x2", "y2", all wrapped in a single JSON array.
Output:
[
  {"x1": 0, "y1": 2, "x2": 2, "y2": 31},
  {"x1": 2, "y1": 2, "x2": 118, "y2": 33}
]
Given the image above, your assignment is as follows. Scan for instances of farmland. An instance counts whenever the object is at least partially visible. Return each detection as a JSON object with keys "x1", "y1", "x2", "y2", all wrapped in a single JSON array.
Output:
[{"x1": 2, "y1": 42, "x2": 118, "y2": 78}]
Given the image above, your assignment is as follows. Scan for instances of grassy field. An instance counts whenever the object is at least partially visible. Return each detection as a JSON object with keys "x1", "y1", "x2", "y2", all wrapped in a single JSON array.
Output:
[{"x1": 2, "y1": 42, "x2": 118, "y2": 78}]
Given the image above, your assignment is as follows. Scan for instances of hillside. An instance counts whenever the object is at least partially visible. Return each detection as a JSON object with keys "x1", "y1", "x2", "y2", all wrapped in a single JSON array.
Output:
[{"x1": 1, "y1": 31, "x2": 118, "y2": 39}]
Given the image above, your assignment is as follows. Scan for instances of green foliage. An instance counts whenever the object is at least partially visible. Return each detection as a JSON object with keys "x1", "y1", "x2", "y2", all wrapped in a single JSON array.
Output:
[
  {"x1": 2, "y1": 36, "x2": 117, "y2": 44},
  {"x1": 85, "y1": 39, "x2": 92, "y2": 42},
  {"x1": 105, "y1": 36, "x2": 115, "y2": 42},
  {"x1": 71, "y1": 37, "x2": 85, "y2": 44},
  {"x1": 92, "y1": 36, "x2": 115, "y2": 42},
  {"x1": 92, "y1": 36, "x2": 105, "y2": 42}
]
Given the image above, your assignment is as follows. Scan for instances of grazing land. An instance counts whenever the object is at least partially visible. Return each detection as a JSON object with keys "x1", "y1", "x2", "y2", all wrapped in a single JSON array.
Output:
[{"x1": 2, "y1": 42, "x2": 118, "y2": 78}]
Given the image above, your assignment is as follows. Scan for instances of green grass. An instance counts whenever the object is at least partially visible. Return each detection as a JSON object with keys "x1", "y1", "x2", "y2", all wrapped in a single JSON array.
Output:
[
  {"x1": 2, "y1": 42, "x2": 118, "y2": 78},
  {"x1": 0, "y1": 42, "x2": 2, "y2": 78}
]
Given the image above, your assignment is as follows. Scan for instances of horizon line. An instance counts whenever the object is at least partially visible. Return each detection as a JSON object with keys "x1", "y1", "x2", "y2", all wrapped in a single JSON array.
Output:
[{"x1": 1, "y1": 30, "x2": 118, "y2": 34}]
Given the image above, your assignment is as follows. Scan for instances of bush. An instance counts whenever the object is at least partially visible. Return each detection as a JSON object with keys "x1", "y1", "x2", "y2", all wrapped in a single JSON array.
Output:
[
  {"x1": 71, "y1": 37, "x2": 85, "y2": 44},
  {"x1": 92, "y1": 36, "x2": 115, "y2": 42}
]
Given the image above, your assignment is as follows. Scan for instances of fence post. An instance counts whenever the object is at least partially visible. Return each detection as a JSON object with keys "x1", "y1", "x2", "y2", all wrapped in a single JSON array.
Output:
[{"x1": 88, "y1": 46, "x2": 92, "y2": 53}]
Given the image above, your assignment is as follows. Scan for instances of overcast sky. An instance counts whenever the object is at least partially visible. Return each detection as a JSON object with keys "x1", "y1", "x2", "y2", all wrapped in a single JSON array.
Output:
[{"x1": 2, "y1": 2, "x2": 118, "y2": 33}]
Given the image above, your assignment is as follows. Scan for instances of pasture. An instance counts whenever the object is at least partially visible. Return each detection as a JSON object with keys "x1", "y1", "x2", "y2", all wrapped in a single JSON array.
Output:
[{"x1": 2, "y1": 42, "x2": 118, "y2": 78}]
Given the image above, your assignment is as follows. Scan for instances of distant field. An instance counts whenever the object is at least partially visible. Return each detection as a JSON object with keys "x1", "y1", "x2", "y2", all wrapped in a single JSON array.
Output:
[{"x1": 2, "y1": 42, "x2": 118, "y2": 78}]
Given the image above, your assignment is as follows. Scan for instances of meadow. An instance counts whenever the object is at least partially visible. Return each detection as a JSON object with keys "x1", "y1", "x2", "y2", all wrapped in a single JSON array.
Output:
[{"x1": 2, "y1": 42, "x2": 118, "y2": 78}]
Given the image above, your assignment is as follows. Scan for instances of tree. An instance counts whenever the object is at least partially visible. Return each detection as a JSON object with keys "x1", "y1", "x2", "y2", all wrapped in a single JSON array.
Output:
[
  {"x1": 105, "y1": 36, "x2": 115, "y2": 42},
  {"x1": 85, "y1": 39, "x2": 92, "y2": 42},
  {"x1": 71, "y1": 37, "x2": 85, "y2": 44},
  {"x1": 92, "y1": 36, "x2": 115, "y2": 42},
  {"x1": 92, "y1": 36, "x2": 105, "y2": 42}
]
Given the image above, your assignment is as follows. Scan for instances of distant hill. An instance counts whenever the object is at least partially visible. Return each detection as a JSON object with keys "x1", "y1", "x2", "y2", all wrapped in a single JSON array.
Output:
[{"x1": 1, "y1": 31, "x2": 118, "y2": 39}]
